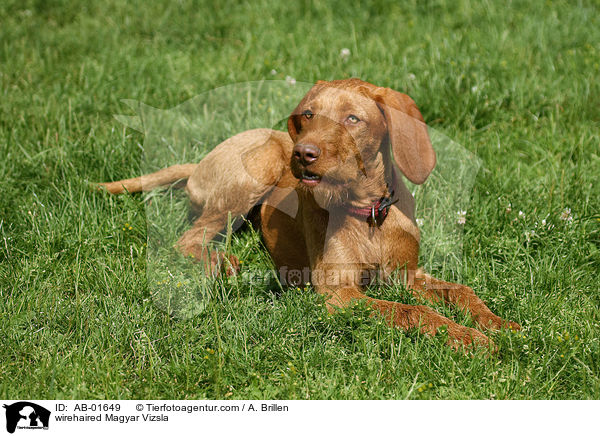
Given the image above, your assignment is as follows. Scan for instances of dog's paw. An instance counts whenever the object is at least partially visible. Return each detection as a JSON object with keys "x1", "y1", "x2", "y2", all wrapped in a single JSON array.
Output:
[
  {"x1": 182, "y1": 244, "x2": 240, "y2": 277},
  {"x1": 208, "y1": 252, "x2": 240, "y2": 277},
  {"x1": 476, "y1": 314, "x2": 521, "y2": 332},
  {"x1": 447, "y1": 326, "x2": 496, "y2": 353},
  {"x1": 506, "y1": 320, "x2": 521, "y2": 331}
]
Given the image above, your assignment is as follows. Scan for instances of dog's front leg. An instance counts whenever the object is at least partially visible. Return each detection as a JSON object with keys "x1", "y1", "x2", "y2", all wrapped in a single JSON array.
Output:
[
  {"x1": 312, "y1": 266, "x2": 491, "y2": 351},
  {"x1": 408, "y1": 270, "x2": 521, "y2": 331}
]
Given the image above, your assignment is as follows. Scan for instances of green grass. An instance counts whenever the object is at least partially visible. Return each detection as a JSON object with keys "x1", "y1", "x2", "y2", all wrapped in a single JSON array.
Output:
[{"x1": 1, "y1": 0, "x2": 599, "y2": 399}]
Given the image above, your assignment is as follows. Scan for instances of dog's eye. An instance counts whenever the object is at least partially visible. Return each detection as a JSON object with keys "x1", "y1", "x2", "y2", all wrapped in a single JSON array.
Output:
[
  {"x1": 346, "y1": 115, "x2": 360, "y2": 124},
  {"x1": 302, "y1": 110, "x2": 313, "y2": 120}
]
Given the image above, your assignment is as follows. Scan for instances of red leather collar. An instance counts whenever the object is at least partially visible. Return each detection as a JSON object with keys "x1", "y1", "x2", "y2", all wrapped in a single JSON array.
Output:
[{"x1": 346, "y1": 193, "x2": 397, "y2": 227}]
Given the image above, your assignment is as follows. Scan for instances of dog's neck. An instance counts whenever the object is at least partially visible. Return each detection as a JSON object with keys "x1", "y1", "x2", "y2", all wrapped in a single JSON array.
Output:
[
  {"x1": 344, "y1": 152, "x2": 416, "y2": 225},
  {"x1": 346, "y1": 151, "x2": 390, "y2": 207}
]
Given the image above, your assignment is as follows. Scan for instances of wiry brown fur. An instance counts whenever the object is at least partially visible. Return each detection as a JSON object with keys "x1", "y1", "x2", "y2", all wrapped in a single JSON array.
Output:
[{"x1": 99, "y1": 78, "x2": 519, "y2": 351}]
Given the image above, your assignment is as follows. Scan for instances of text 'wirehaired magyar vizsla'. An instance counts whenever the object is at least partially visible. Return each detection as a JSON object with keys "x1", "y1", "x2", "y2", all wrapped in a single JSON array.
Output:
[{"x1": 101, "y1": 78, "x2": 520, "y2": 350}]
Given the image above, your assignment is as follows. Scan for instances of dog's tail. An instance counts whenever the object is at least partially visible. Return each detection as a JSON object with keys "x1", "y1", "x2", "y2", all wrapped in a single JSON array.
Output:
[{"x1": 98, "y1": 164, "x2": 198, "y2": 194}]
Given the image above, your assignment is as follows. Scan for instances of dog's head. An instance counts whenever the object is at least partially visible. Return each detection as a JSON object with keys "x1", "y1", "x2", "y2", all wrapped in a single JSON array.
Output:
[{"x1": 288, "y1": 78, "x2": 435, "y2": 207}]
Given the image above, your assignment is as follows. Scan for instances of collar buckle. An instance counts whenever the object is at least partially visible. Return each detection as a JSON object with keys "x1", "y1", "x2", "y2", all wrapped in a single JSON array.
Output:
[{"x1": 367, "y1": 191, "x2": 398, "y2": 227}]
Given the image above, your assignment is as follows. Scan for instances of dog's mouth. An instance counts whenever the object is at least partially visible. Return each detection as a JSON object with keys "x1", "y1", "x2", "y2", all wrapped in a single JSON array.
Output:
[{"x1": 299, "y1": 170, "x2": 322, "y2": 187}]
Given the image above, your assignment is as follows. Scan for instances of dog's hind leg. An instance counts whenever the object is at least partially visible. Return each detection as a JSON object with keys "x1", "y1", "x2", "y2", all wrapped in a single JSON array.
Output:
[
  {"x1": 177, "y1": 212, "x2": 243, "y2": 276},
  {"x1": 177, "y1": 129, "x2": 292, "y2": 275}
]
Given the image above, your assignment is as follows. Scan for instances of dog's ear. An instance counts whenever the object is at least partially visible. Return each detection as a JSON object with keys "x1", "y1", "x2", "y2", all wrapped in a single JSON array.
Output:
[
  {"x1": 287, "y1": 81, "x2": 327, "y2": 142},
  {"x1": 373, "y1": 88, "x2": 436, "y2": 184}
]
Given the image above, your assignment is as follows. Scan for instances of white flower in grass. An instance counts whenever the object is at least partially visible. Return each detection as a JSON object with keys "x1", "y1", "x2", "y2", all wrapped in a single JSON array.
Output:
[
  {"x1": 340, "y1": 48, "x2": 351, "y2": 61},
  {"x1": 416, "y1": 218, "x2": 424, "y2": 226},
  {"x1": 457, "y1": 210, "x2": 467, "y2": 225},
  {"x1": 285, "y1": 76, "x2": 296, "y2": 86},
  {"x1": 560, "y1": 207, "x2": 573, "y2": 223},
  {"x1": 525, "y1": 229, "x2": 536, "y2": 242},
  {"x1": 506, "y1": 202, "x2": 512, "y2": 213},
  {"x1": 536, "y1": 217, "x2": 554, "y2": 230},
  {"x1": 518, "y1": 210, "x2": 525, "y2": 219},
  {"x1": 407, "y1": 73, "x2": 416, "y2": 81},
  {"x1": 270, "y1": 69, "x2": 277, "y2": 75}
]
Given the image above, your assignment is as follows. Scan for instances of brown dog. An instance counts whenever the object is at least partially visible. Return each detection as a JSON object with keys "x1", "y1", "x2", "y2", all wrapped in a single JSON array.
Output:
[{"x1": 100, "y1": 78, "x2": 520, "y2": 349}]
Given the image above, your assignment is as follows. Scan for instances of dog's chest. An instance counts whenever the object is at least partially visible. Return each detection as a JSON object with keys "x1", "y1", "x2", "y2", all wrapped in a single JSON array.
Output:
[{"x1": 317, "y1": 206, "x2": 420, "y2": 273}]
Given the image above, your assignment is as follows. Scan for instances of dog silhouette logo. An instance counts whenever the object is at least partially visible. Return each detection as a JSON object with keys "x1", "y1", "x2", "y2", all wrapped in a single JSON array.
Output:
[{"x1": 3, "y1": 402, "x2": 50, "y2": 433}]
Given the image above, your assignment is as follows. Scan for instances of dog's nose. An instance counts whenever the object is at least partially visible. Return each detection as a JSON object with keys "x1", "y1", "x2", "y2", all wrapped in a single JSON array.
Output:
[{"x1": 293, "y1": 143, "x2": 321, "y2": 165}]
